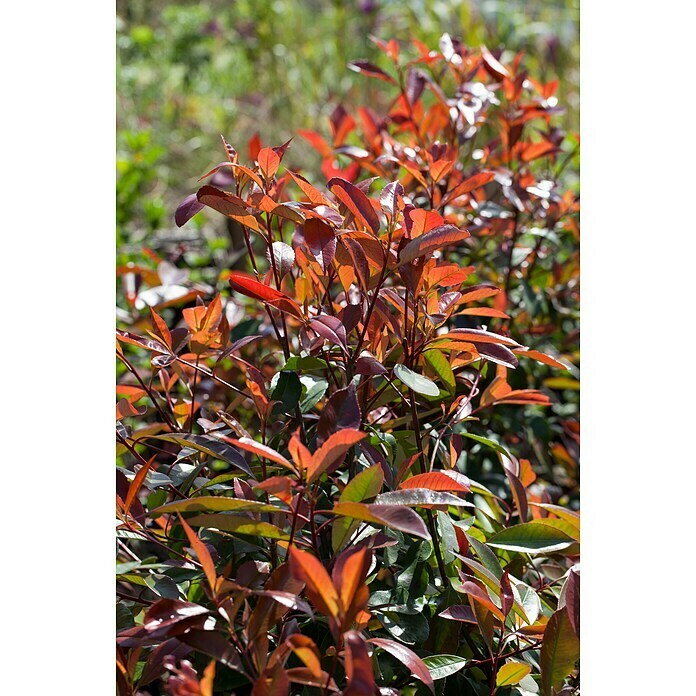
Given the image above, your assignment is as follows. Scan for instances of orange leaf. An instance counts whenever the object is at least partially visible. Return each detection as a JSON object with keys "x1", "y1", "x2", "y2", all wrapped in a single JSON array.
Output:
[
  {"x1": 517, "y1": 349, "x2": 567, "y2": 370},
  {"x1": 258, "y1": 147, "x2": 281, "y2": 179},
  {"x1": 124, "y1": 455, "x2": 156, "y2": 514},
  {"x1": 225, "y1": 437, "x2": 297, "y2": 474},
  {"x1": 307, "y1": 429, "x2": 366, "y2": 484},
  {"x1": 178, "y1": 514, "x2": 218, "y2": 595},
  {"x1": 332, "y1": 545, "x2": 372, "y2": 626},
  {"x1": 288, "y1": 432, "x2": 313, "y2": 476},
  {"x1": 288, "y1": 547, "x2": 340, "y2": 620},
  {"x1": 284, "y1": 635, "x2": 322, "y2": 678},
  {"x1": 399, "y1": 471, "x2": 470, "y2": 493},
  {"x1": 287, "y1": 170, "x2": 326, "y2": 205},
  {"x1": 442, "y1": 171, "x2": 495, "y2": 204}
]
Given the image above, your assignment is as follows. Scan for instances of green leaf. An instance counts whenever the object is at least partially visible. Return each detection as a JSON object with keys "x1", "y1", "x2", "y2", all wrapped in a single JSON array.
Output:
[
  {"x1": 283, "y1": 355, "x2": 329, "y2": 371},
  {"x1": 462, "y1": 433, "x2": 512, "y2": 459},
  {"x1": 373, "y1": 609, "x2": 429, "y2": 645},
  {"x1": 300, "y1": 375, "x2": 329, "y2": 413},
  {"x1": 145, "y1": 573, "x2": 181, "y2": 599},
  {"x1": 424, "y1": 349, "x2": 456, "y2": 394},
  {"x1": 332, "y1": 465, "x2": 385, "y2": 551},
  {"x1": 496, "y1": 660, "x2": 532, "y2": 686},
  {"x1": 540, "y1": 608, "x2": 580, "y2": 695},
  {"x1": 487, "y1": 521, "x2": 575, "y2": 554},
  {"x1": 187, "y1": 514, "x2": 290, "y2": 540},
  {"x1": 394, "y1": 363, "x2": 440, "y2": 397},
  {"x1": 466, "y1": 533, "x2": 504, "y2": 579},
  {"x1": 270, "y1": 370, "x2": 303, "y2": 414},
  {"x1": 116, "y1": 603, "x2": 135, "y2": 630},
  {"x1": 422, "y1": 654, "x2": 468, "y2": 680},
  {"x1": 150, "y1": 496, "x2": 282, "y2": 516}
]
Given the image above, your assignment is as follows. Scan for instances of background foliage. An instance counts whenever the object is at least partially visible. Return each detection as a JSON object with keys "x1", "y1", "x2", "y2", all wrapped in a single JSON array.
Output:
[{"x1": 117, "y1": 0, "x2": 578, "y2": 250}]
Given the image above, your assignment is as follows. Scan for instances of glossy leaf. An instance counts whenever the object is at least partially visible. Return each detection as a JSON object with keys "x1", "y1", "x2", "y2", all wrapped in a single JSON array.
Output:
[
  {"x1": 496, "y1": 660, "x2": 532, "y2": 687},
  {"x1": 399, "y1": 225, "x2": 470, "y2": 265},
  {"x1": 369, "y1": 638, "x2": 435, "y2": 694},
  {"x1": 487, "y1": 521, "x2": 576, "y2": 553},
  {"x1": 331, "y1": 501, "x2": 430, "y2": 540},
  {"x1": 422, "y1": 654, "x2": 468, "y2": 681},
  {"x1": 394, "y1": 364, "x2": 440, "y2": 397}
]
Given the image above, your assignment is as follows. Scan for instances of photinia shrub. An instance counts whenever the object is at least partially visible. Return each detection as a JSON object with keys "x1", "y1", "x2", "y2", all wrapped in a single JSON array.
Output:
[{"x1": 117, "y1": 36, "x2": 579, "y2": 696}]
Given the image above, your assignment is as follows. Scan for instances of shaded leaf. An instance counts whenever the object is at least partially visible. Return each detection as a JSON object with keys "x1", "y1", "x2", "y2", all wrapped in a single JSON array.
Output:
[
  {"x1": 540, "y1": 608, "x2": 580, "y2": 695},
  {"x1": 150, "y1": 496, "x2": 281, "y2": 516},
  {"x1": 175, "y1": 193, "x2": 205, "y2": 227},
  {"x1": 187, "y1": 514, "x2": 290, "y2": 540}
]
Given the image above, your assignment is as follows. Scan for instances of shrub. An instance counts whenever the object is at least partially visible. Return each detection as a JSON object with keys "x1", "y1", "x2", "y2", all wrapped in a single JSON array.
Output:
[{"x1": 117, "y1": 36, "x2": 579, "y2": 695}]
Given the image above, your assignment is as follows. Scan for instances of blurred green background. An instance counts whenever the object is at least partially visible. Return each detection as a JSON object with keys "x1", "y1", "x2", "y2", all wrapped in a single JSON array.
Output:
[{"x1": 117, "y1": 0, "x2": 578, "y2": 256}]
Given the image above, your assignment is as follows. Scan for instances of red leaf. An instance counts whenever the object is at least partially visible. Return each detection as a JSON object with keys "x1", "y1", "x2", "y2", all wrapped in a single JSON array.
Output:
[
  {"x1": 520, "y1": 141, "x2": 556, "y2": 163},
  {"x1": 332, "y1": 545, "x2": 372, "y2": 627},
  {"x1": 348, "y1": 60, "x2": 396, "y2": 84},
  {"x1": 317, "y1": 384, "x2": 361, "y2": 443},
  {"x1": 175, "y1": 193, "x2": 205, "y2": 227},
  {"x1": 442, "y1": 171, "x2": 495, "y2": 204},
  {"x1": 517, "y1": 348, "x2": 567, "y2": 370},
  {"x1": 304, "y1": 218, "x2": 337, "y2": 271},
  {"x1": 328, "y1": 177, "x2": 380, "y2": 235},
  {"x1": 331, "y1": 502, "x2": 431, "y2": 540},
  {"x1": 342, "y1": 237, "x2": 371, "y2": 290},
  {"x1": 460, "y1": 581, "x2": 505, "y2": 621},
  {"x1": 228, "y1": 272, "x2": 305, "y2": 321},
  {"x1": 500, "y1": 570, "x2": 514, "y2": 618},
  {"x1": 439, "y1": 604, "x2": 476, "y2": 622},
  {"x1": 369, "y1": 638, "x2": 435, "y2": 694},
  {"x1": 399, "y1": 225, "x2": 470, "y2": 265},
  {"x1": 481, "y1": 45, "x2": 510, "y2": 80},
  {"x1": 225, "y1": 437, "x2": 297, "y2": 474},
  {"x1": 379, "y1": 181, "x2": 404, "y2": 217},
  {"x1": 343, "y1": 631, "x2": 377, "y2": 696},
  {"x1": 124, "y1": 455, "x2": 156, "y2": 514},
  {"x1": 179, "y1": 514, "x2": 218, "y2": 596},
  {"x1": 117, "y1": 599, "x2": 209, "y2": 647},
  {"x1": 310, "y1": 315, "x2": 348, "y2": 354},
  {"x1": 565, "y1": 567, "x2": 580, "y2": 637},
  {"x1": 196, "y1": 185, "x2": 260, "y2": 231},
  {"x1": 287, "y1": 170, "x2": 326, "y2": 205}
]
